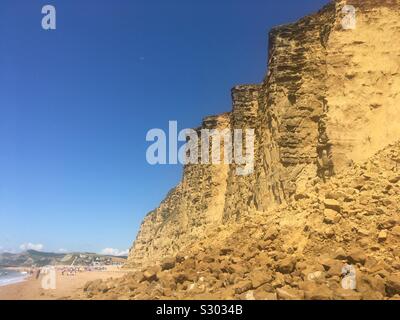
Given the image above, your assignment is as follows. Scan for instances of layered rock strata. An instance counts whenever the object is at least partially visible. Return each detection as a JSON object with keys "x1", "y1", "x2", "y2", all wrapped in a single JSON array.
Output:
[{"x1": 126, "y1": 0, "x2": 400, "y2": 269}]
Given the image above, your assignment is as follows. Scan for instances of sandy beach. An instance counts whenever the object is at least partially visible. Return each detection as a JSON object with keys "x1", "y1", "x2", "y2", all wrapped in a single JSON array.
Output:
[{"x1": 0, "y1": 266, "x2": 129, "y2": 300}]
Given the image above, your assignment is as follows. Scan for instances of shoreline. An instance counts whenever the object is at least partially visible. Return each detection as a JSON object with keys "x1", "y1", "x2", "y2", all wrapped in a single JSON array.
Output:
[
  {"x1": 0, "y1": 268, "x2": 30, "y2": 288},
  {"x1": 0, "y1": 276, "x2": 29, "y2": 288},
  {"x1": 0, "y1": 266, "x2": 130, "y2": 300}
]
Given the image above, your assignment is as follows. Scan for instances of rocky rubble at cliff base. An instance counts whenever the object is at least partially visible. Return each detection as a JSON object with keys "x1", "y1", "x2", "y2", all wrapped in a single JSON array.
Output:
[{"x1": 79, "y1": 142, "x2": 400, "y2": 300}]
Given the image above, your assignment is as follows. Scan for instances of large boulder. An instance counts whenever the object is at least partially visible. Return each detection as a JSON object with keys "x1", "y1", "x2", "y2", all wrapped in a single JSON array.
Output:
[
  {"x1": 323, "y1": 209, "x2": 341, "y2": 224},
  {"x1": 143, "y1": 266, "x2": 160, "y2": 282},
  {"x1": 276, "y1": 286, "x2": 305, "y2": 300},
  {"x1": 161, "y1": 257, "x2": 176, "y2": 271},
  {"x1": 234, "y1": 280, "x2": 253, "y2": 295},
  {"x1": 304, "y1": 284, "x2": 334, "y2": 300},
  {"x1": 347, "y1": 249, "x2": 367, "y2": 265},
  {"x1": 324, "y1": 199, "x2": 342, "y2": 212},
  {"x1": 386, "y1": 274, "x2": 400, "y2": 296},
  {"x1": 277, "y1": 257, "x2": 296, "y2": 274},
  {"x1": 250, "y1": 269, "x2": 273, "y2": 289},
  {"x1": 333, "y1": 288, "x2": 362, "y2": 300}
]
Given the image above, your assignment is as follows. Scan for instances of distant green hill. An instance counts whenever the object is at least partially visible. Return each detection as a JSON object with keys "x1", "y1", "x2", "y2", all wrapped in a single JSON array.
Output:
[{"x1": 0, "y1": 250, "x2": 126, "y2": 267}]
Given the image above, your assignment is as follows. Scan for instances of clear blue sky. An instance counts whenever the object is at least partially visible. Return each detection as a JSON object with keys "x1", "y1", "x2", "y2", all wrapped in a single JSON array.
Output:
[{"x1": 0, "y1": 0, "x2": 329, "y2": 254}]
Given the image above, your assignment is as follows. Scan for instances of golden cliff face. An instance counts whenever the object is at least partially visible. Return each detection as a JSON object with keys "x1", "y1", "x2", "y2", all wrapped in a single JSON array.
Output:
[
  {"x1": 326, "y1": 0, "x2": 400, "y2": 169},
  {"x1": 126, "y1": 0, "x2": 400, "y2": 268},
  {"x1": 127, "y1": 114, "x2": 231, "y2": 268}
]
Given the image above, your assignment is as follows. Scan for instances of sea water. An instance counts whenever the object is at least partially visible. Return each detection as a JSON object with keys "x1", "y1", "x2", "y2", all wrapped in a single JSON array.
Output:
[{"x1": 0, "y1": 268, "x2": 28, "y2": 287}]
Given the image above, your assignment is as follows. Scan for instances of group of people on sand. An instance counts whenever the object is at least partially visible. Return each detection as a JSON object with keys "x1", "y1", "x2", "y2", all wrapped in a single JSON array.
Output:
[
  {"x1": 60, "y1": 267, "x2": 80, "y2": 276},
  {"x1": 59, "y1": 266, "x2": 108, "y2": 276},
  {"x1": 21, "y1": 265, "x2": 109, "y2": 279}
]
